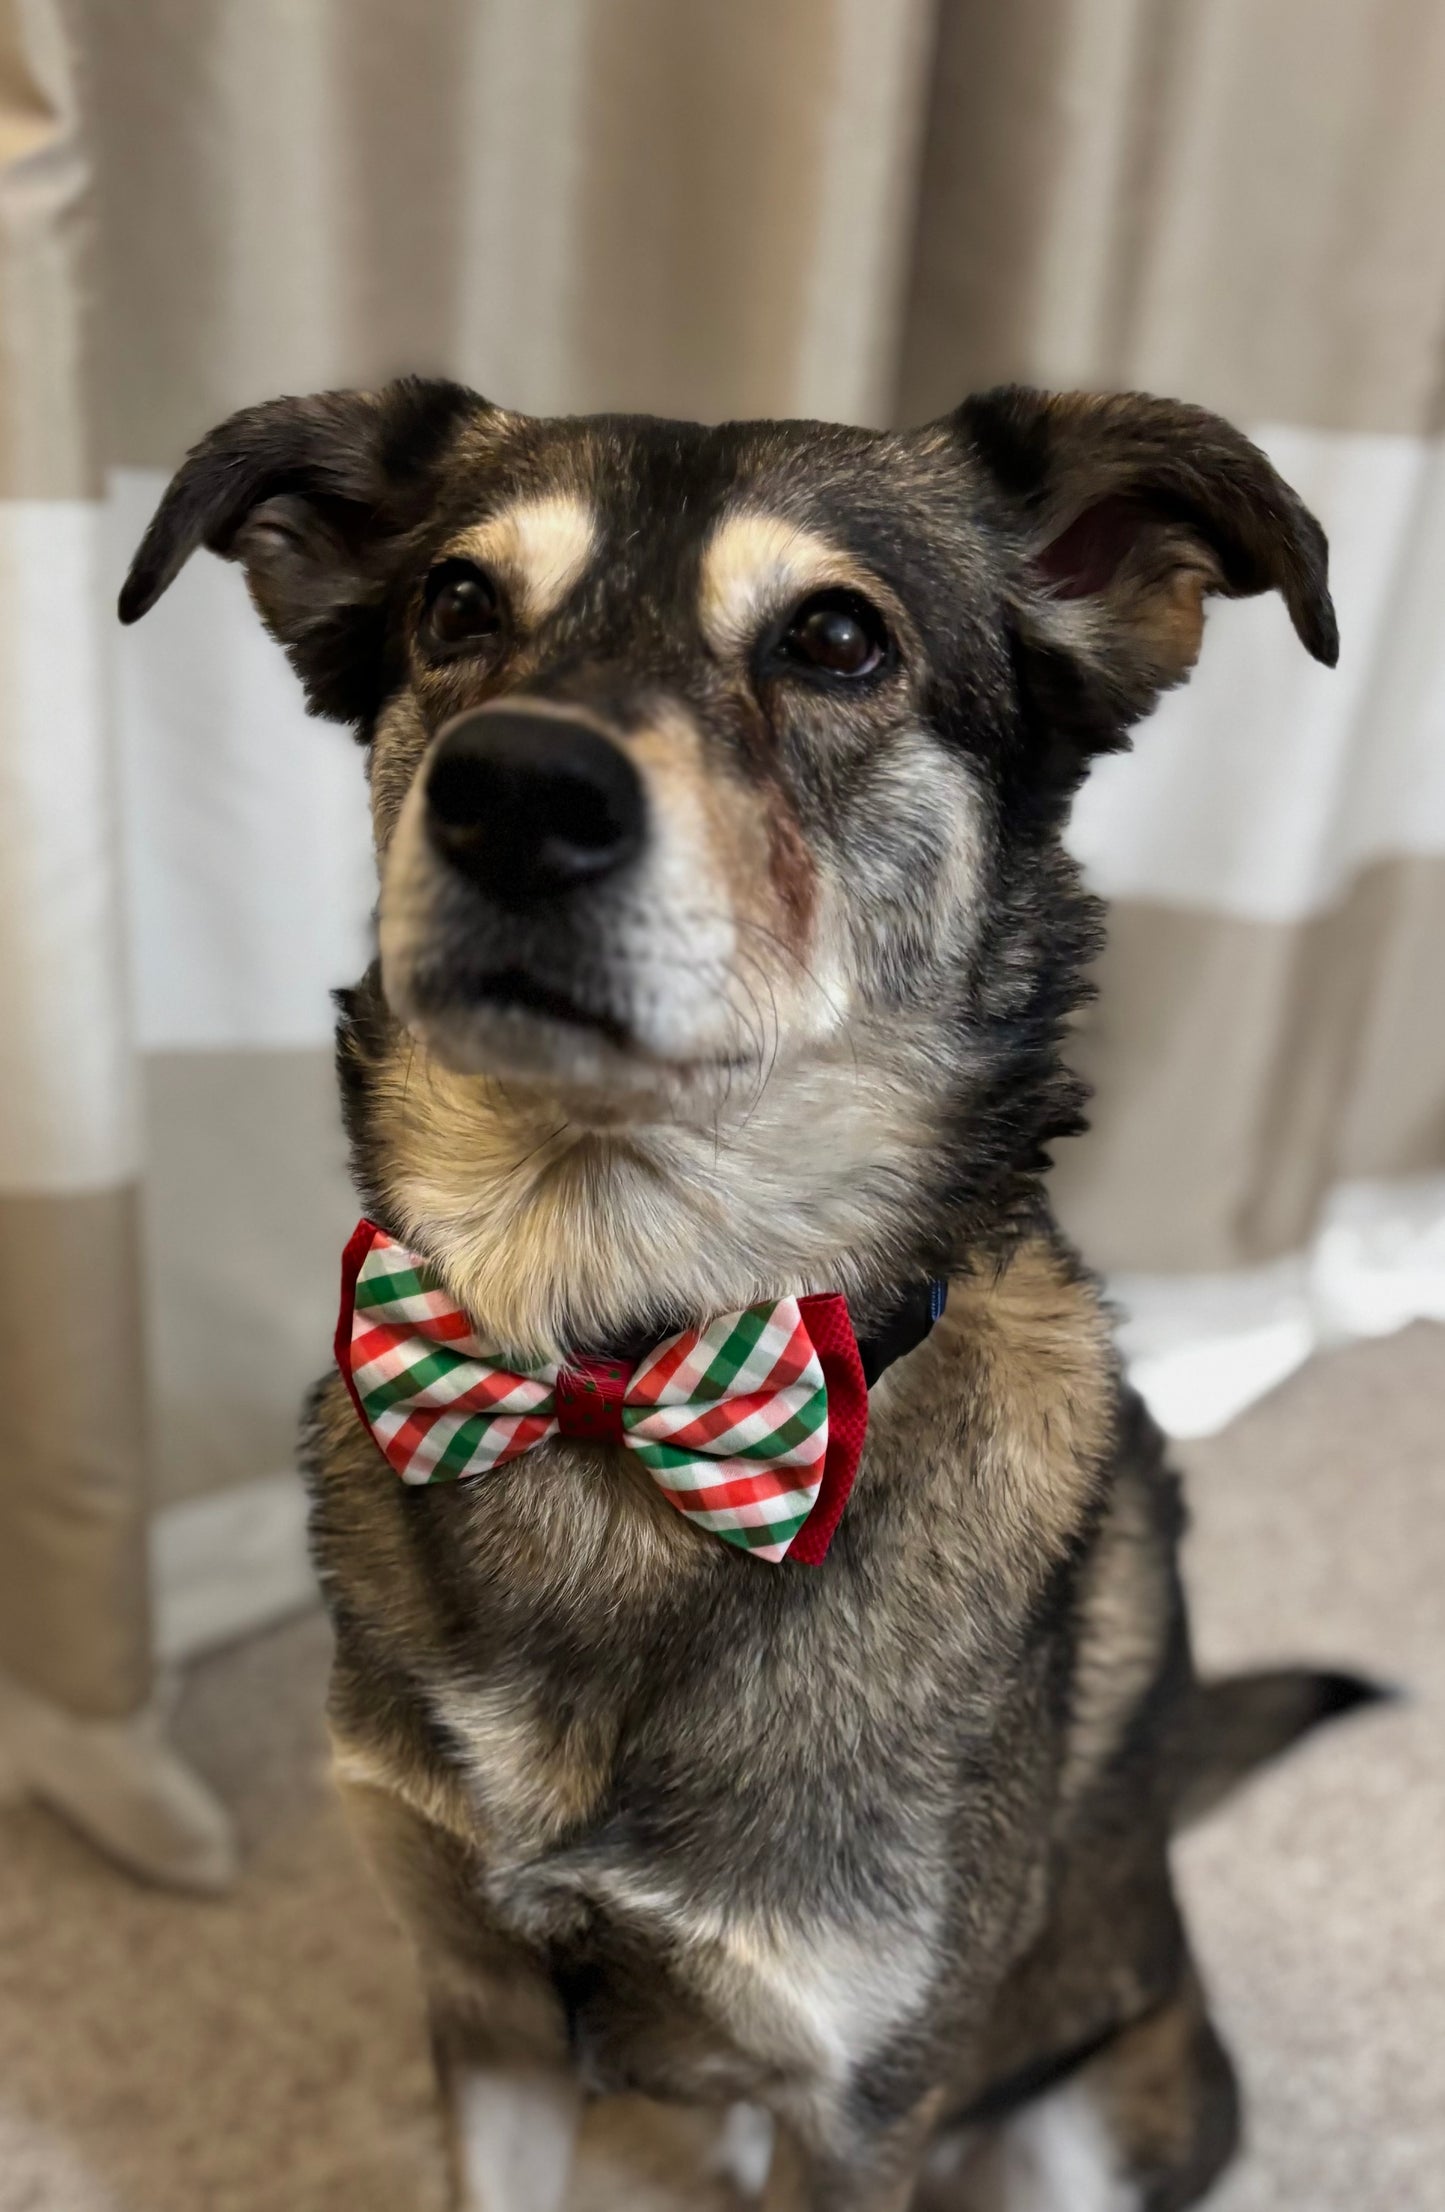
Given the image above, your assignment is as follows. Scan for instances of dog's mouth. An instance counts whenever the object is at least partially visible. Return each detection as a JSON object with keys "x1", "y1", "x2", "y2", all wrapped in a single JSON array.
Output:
[
  {"x1": 394, "y1": 950, "x2": 762, "y2": 1094},
  {"x1": 461, "y1": 967, "x2": 633, "y2": 1050},
  {"x1": 405, "y1": 957, "x2": 634, "y2": 1052}
]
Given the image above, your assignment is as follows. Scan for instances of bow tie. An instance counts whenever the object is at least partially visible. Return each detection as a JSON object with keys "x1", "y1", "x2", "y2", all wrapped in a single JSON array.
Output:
[{"x1": 336, "y1": 1221, "x2": 945, "y2": 1565}]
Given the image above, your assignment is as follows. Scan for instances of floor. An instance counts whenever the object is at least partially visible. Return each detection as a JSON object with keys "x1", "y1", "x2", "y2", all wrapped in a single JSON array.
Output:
[{"x1": 2, "y1": 1324, "x2": 1442, "y2": 2211}]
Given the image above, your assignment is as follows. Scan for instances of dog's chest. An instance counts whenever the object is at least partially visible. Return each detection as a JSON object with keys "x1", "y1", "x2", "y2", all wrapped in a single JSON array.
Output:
[{"x1": 424, "y1": 1629, "x2": 958, "y2": 2097}]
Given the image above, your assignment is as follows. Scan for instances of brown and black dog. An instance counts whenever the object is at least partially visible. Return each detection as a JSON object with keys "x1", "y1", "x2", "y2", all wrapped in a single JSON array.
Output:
[{"x1": 122, "y1": 385, "x2": 1377, "y2": 2211}]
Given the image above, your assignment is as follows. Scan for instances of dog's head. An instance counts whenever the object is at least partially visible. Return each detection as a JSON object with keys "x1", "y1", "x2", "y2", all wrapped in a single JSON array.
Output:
[{"x1": 123, "y1": 383, "x2": 1334, "y2": 1333}]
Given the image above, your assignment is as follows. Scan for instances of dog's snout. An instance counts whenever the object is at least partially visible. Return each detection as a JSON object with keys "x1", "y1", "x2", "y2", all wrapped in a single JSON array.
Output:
[{"x1": 426, "y1": 709, "x2": 645, "y2": 907}]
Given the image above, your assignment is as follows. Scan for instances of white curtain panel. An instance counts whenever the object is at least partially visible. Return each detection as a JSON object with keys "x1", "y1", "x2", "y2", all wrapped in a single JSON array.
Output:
[{"x1": 1072, "y1": 425, "x2": 1445, "y2": 1431}]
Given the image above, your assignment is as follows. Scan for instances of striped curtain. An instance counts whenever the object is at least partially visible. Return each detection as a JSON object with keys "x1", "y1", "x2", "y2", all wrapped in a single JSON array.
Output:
[
  {"x1": 3, "y1": 1, "x2": 1442, "y2": 1773},
  {"x1": 900, "y1": 1, "x2": 1445, "y2": 1431}
]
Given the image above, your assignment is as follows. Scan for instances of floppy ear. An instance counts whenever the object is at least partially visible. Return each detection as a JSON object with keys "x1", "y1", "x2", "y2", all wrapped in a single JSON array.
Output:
[
  {"x1": 953, "y1": 386, "x2": 1338, "y2": 758},
  {"x1": 118, "y1": 377, "x2": 481, "y2": 723}
]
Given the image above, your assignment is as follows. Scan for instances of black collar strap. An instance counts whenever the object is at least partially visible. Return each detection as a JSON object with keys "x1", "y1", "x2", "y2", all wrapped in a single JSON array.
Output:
[
  {"x1": 856, "y1": 1278, "x2": 949, "y2": 1388},
  {"x1": 589, "y1": 1277, "x2": 948, "y2": 1384}
]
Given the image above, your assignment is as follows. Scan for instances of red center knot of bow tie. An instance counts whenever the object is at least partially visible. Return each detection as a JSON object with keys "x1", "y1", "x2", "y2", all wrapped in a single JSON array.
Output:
[{"x1": 554, "y1": 1357, "x2": 636, "y2": 1444}]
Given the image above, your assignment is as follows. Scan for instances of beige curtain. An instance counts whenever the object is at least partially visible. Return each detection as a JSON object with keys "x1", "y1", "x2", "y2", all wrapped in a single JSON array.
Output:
[
  {"x1": 3, "y1": 0, "x2": 1443, "y2": 1733},
  {"x1": 901, "y1": 0, "x2": 1445, "y2": 1279},
  {"x1": 1, "y1": 0, "x2": 152, "y2": 1718}
]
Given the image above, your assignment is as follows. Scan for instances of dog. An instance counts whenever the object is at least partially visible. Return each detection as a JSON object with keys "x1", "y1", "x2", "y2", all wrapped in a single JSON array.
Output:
[{"x1": 122, "y1": 381, "x2": 1379, "y2": 2211}]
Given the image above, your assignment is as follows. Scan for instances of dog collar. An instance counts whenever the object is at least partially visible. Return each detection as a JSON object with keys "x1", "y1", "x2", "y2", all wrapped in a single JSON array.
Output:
[{"x1": 336, "y1": 1221, "x2": 946, "y2": 1565}]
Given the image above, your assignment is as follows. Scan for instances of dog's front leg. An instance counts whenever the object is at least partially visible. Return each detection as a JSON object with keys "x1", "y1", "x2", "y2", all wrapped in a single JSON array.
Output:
[
  {"x1": 791, "y1": 2163, "x2": 917, "y2": 2212},
  {"x1": 432, "y1": 2017, "x2": 581, "y2": 2212},
  {"x1": 334, "y1": 1768, "x2": 580, "y2": 2209},
  {"x1": 769, "y1": 2089, "x2": 946, "y2": 2212}
]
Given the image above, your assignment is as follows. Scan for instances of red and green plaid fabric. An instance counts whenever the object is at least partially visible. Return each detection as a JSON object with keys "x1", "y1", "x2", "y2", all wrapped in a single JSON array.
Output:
[{"x1": 335, "y1": 1221, "x2": 869, "y2": 1564}]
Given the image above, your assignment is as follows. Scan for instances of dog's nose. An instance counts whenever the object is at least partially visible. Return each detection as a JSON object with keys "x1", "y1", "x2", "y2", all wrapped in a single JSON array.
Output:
[{"x1": 425, "y1": 708, "x2": 646, "y2": 907}]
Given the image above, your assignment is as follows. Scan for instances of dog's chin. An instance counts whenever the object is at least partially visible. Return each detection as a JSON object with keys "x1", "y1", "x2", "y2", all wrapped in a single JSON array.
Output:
[{"x1": 385, "y1": 962, "x2": 757, "y2": 1120}]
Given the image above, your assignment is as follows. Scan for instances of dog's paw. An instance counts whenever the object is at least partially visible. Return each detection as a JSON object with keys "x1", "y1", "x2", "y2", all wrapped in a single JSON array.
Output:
[{"x1": 706, "y1": 2103, "x2": 775, "y2": 2200}]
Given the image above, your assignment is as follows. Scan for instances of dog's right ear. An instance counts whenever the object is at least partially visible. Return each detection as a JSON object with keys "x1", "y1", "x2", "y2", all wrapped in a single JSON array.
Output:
[{"x1": 118, "y1": 378, "x2": 482, "y2": 724}]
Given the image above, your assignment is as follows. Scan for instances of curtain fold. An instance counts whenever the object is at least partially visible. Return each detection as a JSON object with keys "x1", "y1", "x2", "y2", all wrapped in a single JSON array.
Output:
[
  {"x1": 82, "y1": 0, "x2": 937, "y2": 446},
  {"x1": 2, "y1": 0, "x2": 1442, "y2": 1715},
  {"x1": 1, "y1": 0, "x2": 151, "y2": 1715},
  {"x1": 900, "y1": 0, "x2": 1445, "y2": 435}
]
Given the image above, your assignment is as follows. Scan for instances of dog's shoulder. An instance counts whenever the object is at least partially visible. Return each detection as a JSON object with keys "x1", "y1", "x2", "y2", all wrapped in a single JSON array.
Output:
[
  {"x1": 302, "y1": 1363, "x2": 714, "y2": 1855},
  {"x1": 862, "y1": 1224, "x2": 1119, "y2": 1599}
]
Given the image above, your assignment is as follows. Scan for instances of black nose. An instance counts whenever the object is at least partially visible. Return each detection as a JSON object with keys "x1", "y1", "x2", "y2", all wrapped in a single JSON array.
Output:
[{"x1": 425, "y1": 708, "x2": 646, "y2": 907}]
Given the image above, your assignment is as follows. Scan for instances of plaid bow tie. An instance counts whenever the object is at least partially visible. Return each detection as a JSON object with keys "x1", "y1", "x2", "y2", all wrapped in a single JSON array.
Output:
[{"x1": 336, "y1": 1221, "x2": 872, "y2": 1563}]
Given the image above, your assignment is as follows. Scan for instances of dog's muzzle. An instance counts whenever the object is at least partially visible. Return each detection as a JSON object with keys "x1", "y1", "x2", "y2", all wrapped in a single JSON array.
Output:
[{"x1": 425, "y1": 706, "x2": 646, "y2": 910}]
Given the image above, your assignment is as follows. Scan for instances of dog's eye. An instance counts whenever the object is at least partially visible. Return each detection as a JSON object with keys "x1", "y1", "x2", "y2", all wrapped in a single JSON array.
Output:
[
  {"x1": 778, "y1": 590, "x2": 889, "y2": 679},
  {"x1": 424, "y1": 562, "x2": 503, "y2": 650}
]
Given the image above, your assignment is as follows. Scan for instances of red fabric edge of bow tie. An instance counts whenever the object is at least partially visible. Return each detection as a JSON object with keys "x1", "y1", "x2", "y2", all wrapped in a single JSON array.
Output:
[
  {"x1": 335, "y1": 1217, "x2": 381, "y2": 1437},
  {"x1": 334, "y1": 1222, "x2": 868, "y2": 1565},
  {"x1": 789, "y1": 1291, "x2": 869, "y2": 1565}
]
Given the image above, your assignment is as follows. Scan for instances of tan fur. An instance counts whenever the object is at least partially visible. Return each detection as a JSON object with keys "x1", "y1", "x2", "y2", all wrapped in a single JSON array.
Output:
[
  {"x1": 434, "y1": 1675, "x2": 619, "y2": 1849},
  {"x1": 936, "y1": 1242, "x2": 1115, "y2": 1586},
  {"x1": 1108, "y1": 532, "x2": 1223, "y2": 685},
  {"x1": 1024, "y1": 527, "x2": 1222, "y2": 695},
  {"x1": 354, "y1": 1025, "x2": 949, "y2": 1364},
  {"x1": 337, "y1": 1774, "x2": 575, "y2": 2065},
  {"x1": 698, "y1": 512, "x2": 876, "y2": 659},
  {"x1": 1059, "y1": 1463, "x2": 1173, "y2": 1807},
  {"x1": 369, "y1": 690, "x2": 434, "y2": 851},
  {"x1": 450, "y1": 493, "x2": 598, "y2": 628},
  {"x1": 625, "y1": 704, "x2": 804, "y2": 957},
  {"x1": 1132, "y1": 559, "x2": 1213, "y2": 676},
  {"x1": 331, "y1": 1738, "x2": 479, "y2": 1847},
  {"x1": 1091, "y1": 1973, "x2": 1230, "y2": 2183}
]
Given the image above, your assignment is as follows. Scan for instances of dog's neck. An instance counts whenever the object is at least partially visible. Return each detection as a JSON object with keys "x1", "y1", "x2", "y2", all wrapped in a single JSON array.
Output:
[{"x1": 344, "y1": 1005, "x2": 970, "y2": 1364}]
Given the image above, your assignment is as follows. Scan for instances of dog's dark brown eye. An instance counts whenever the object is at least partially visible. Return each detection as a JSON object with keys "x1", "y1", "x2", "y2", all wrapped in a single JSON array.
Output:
[
  {"x1": 778, "y1": 590, "x2": 888, "y2": 679},
  {"x1": 425, "y1": 562, "x2": 502, "y2": 650}
]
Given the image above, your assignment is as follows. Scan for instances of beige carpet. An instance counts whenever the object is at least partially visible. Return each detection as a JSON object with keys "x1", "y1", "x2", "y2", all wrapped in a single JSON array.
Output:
[{"x1": 2, "y1": 1325, "x2": 1441, "y2": 2212}]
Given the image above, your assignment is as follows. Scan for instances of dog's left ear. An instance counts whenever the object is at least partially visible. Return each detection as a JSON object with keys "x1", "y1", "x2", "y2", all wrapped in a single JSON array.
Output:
[
  {"x1": 953, "y1": 386, "x2": 1338, "y2": 755},
  {"x1": 119, "y1": 378, "x2": 482, "y2": 723}
]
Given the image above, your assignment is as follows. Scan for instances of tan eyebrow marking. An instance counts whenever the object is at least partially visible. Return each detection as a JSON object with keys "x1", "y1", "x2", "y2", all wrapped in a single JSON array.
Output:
[
  {"x1": 698, "y1": 511, "x2": 867, "y2": 656},
  {"x1": 450, "y1": 494, "x2": 597, "y2": 626}
]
